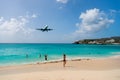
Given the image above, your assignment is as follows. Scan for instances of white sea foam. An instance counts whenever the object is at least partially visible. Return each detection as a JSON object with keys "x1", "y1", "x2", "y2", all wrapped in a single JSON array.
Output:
[{"x1": 111, "y1": 52, "x2": 120, "y2": 55}]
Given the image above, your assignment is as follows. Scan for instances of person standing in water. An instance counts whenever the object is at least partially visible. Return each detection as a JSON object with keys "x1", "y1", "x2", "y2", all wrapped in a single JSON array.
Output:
[
  {"x1": 39, "y1": 54, "x2": 41, "y2": 58},
  {"x1": 26, "y1": 54, "x2": 28, "y2": 58},
  {"x1": 63, "y1": 54, "x2": 66, "y2": 67},
  {"x1": 44, "y1": 54, "x2": 47, "y2": 61}
]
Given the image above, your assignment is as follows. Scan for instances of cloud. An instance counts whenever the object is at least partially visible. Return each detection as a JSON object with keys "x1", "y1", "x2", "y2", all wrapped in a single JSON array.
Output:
[
  {"x1": 109, "y1": 9, "x2": 120, "y2": 14},
  {"x1": 56, "y1": 0, "x2": 68, "y2": 4},
  {"x1": 31, "y1": 14, "x2": 37, "y2": 18},
  {"x1": 109, "y1": 9, "x2": 120, "y2": 17},
  {"x1": 75, "y1": 8, "x2": 114, "y2": 34},
  {"x1": 0, "y1": 14, "x2": 37, "y2": 42}
]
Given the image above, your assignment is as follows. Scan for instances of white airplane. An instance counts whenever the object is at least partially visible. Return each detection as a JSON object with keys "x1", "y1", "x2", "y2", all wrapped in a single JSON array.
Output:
[{"x1": 36, "y1": 25, "x2": 53, "y2": 32}]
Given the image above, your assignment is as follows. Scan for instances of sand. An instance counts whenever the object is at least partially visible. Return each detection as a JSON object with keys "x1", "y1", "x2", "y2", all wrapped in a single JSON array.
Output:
[{"x1": 0, "y1": 57, "x2": 120, "y2": 80}]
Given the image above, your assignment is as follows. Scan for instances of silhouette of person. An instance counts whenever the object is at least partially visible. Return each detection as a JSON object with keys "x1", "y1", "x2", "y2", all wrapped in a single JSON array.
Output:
[
  {"x1": 63, "y1": 54, "x2": 66, "y2": 67},
  {"x1": 44, "y1": 54, "x2": 47, "y2": 61},
  {"x1": 26, "y1": 54, "x2": 28, "y2": 58},
  {"x1": 39, "y1": 54, "x2": 41, "y2": 58}
]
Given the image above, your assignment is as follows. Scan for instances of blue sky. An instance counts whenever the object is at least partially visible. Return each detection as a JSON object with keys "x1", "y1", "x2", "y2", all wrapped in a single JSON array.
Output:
[{"x1": 0, "y1": 0, "x2": 120, "y2": 43}]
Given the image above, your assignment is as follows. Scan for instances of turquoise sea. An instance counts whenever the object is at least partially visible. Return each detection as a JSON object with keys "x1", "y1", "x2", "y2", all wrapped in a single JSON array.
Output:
[{"x1": 0, "y1": 43, "x2": 120, "y2": 66}]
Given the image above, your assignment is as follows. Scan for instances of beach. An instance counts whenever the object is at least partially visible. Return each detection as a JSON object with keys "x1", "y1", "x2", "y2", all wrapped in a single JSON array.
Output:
[
  {"x1": 0, "y1": 57, "x2": 120, "y2": 80},
  {"x1": 0, "y1": 0, "x2": 120, "y2": 79}
]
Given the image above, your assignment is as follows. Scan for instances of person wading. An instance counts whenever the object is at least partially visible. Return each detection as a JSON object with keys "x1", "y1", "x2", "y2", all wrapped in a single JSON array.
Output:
[{"x1": 44, "y1": 54, "x2": 48, "y2": 61}]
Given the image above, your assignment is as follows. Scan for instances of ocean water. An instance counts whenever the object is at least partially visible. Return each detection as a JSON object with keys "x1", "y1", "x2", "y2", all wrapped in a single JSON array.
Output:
[{"x1": 0, "y1": 43, "x2": 120, "y2": 66}]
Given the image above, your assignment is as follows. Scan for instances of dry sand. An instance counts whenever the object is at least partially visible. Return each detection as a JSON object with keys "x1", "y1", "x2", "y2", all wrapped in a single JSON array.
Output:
[{"x1": 0, "y1": 57, "x2": 120, "y2": 80}]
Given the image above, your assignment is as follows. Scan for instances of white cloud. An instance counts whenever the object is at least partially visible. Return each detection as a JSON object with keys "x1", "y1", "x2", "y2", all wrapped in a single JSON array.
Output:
[
  {"x1": 0, "y1": 14, "x2": 37, "y2": 43},
  {"x1": 56, "y1": 0, "x2": 68, "y2": 4},
  {"x1": 31, "y1": 14, "x2": 37, "y2": 18},
  {"x1": 109, "y1": 9, "x2": 120, "y2": 17},
  {"x1": 0, "y1": 17, "x2": 4, "y2": 22},
  {"x1": 109, "y1": 9, "x2": 117, "y2": 13},
  {"x1": 109, "y1": 9, "x2": 120, "y2": 14},
  {"x1": 75, "y1": 8, "x2": 114, "y2": 34}
]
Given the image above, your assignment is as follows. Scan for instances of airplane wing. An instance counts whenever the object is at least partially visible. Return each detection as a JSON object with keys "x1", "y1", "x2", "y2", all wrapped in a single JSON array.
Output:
[
  {"x1": 48, "y1": 29, "x2": 53, "y2": 31},
  {"x1": 36, "y1": 28, "x2": 42, "y2": 30},
  {"x1": 36, "y1": 28, "x2": 44, "y2": 31}
]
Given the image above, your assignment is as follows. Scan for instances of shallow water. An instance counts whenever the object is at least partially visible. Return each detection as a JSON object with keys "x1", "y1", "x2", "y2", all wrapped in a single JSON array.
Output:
[{"x1": 0, "y1": 43, "x2": 120, "y2": 66}]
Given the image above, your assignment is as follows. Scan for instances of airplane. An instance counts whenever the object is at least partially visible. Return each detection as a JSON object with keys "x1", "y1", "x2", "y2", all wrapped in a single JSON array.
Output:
[{"x1": 36, "y1": 25, "x2": 53, "y2": 32}]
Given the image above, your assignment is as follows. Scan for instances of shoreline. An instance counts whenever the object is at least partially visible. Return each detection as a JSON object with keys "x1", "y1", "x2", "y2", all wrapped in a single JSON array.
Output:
[
  {"x1": 0, "y1": 55, "x2": 120, "y2": 67},
  {"x1": 0, "y1": 56, "x2": 120, "y2": 68}
]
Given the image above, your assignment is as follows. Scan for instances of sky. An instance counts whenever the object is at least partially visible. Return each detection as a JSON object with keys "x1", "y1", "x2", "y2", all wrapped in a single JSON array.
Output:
[{"x1": 0, "y1": 0, "x2": 120, "y2": 43}]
